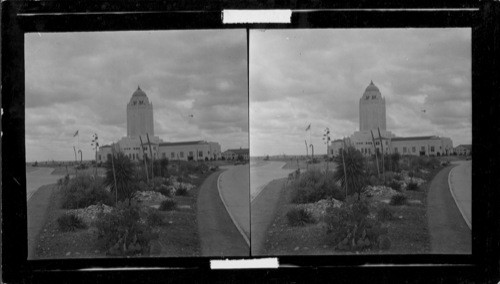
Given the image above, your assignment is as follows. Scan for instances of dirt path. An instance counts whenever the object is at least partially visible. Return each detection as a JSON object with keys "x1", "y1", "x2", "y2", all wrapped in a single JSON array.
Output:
[
  {"x1": 427, "y1": 166, "x2": 471, "y2": 254},
  {"x1": 196, "y1": 171, "x2": 249, "y2": 256},
  {"x1": 251, "y1": 178, "x2": 288, "y2": 255},
  {"x1": 27, "y1": 184, "x2": 57, "y2": 259}
]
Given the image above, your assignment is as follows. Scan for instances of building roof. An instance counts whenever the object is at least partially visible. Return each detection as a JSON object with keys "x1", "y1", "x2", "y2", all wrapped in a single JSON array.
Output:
[
  {"x1": 455, "y1": 144, "x2": 472, "y2": 149},
  {"x1": 159, "y1": 140, "x2": 209, "y2": 147},
  {"x1": 391, "y1": 136, "x2": 438, "y2": 142},
  {"x1": 224, "y1": 148, "x2": 249, "y2": 155}
]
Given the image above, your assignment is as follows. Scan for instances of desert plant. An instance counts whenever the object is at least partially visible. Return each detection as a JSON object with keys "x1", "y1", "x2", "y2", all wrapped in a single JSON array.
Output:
[
  {"x1": 376, "y1": 206, "x2": 395, "y2": 222},
  {"x1": 290, "y1": 170, "x2": 343, "y2": 204},
  {"x1": 61, "y1": 175, "x2": 113, "y2": 209},
  {"x1": 159, "y1": 199, "x2": 177, "y2": 211},
  {"x1": 104, "y1": 152, "x2": 136, "y2": 204},
  {"x1": 407, "y1": 181, "x2": 419, "y2": 191},
  {"x1": 387, "y1": 180, "x2": 402, "y2": 192},
  {"x1": 57, "y1": 214, "x2": 87, "y2": 232},
  {"x1": 390, "y1": 194, "x2": 408, "y2": 206},
  {"x1": 286, "y1": 207, "x2": 316, "y2": 226},
  {"x1": 146, "y1": 210, "x2": 164, "y2": 227},
  {"x1": 175, "y1": 186, "x2": 189, "y2": 196},
  {"x1": 95, "y1": 200, "x2": 158, "y2": 256},
  {"x1": 333, "y1": 146, "x2": 366, "y2": 200},
  {"x1": 325, "y1": 196, "x2": 390, "y2": 251}
]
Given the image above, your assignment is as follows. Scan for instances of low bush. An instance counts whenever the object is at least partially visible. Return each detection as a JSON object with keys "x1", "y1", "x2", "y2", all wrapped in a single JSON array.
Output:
[
  {"x1": 175, "y1": 186, "x2": 189, "y2": 196},
  {"x1": 57, "y1": 214, "x2": 87, "y2": 232},
  {"x1": 325, "y1": 197, "x2": 391, "y2": 251},
  {"x1": 286, "y1": 207, "x2": 315, "y2": 226},
  {"x1": 368, "y1": 175, "x2": 383, "y2": 186},
  {"x1": 407, "y1": 181, "x2": 419, "y2": 191},
  {"x1": 61, "y1": 175, "x2": 113, "y2": 209},
  {"x1": 387, "y1": 180, "x2": 402, "y2": 192},
  {"x1": 376, "y1": 206, "x2": 395, "y2": 222},
  {"x1": 95, "y1": 201, "x2": 158, "y2": 256},
  {"x1": 290, "y1": 169, "x2": 343, "y2": 203},
  {"x1": 146, "y1": 210, "x2": 164, "y2": 227},
  {"x1": 159, "y1": 199, "x2": 177, "y2": 211},
  {"x1": 390, "y1": 194, "x2": 408, "y2": 206}
]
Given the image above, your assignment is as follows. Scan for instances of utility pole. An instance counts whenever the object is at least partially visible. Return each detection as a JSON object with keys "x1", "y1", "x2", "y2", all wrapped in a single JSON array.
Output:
[
  {"x1": 139, "y1": 136, "x2": 149, "y2": 183},
  {"x1": 371, "y1": 130, "x2": 380, "y2": 178},
  {"x1": 110, "y1": 143, "x2": 118, "y2": 205}
]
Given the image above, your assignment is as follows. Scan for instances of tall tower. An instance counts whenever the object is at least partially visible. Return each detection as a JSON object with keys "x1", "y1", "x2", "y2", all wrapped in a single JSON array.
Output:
[
  {"x1": 127, "y1": 86, "x2": 154, "y2": 137},
  {"x1": 359, "y1": 81, "x2": 386, "y2": 131}
]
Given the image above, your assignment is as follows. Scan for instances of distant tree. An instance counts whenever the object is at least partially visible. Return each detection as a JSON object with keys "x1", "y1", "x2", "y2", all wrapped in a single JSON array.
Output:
[
  {"x1": 104, "y1": 152, "x2": 136, "y2": 204},
  {"x1": 33, "y1": 161, "x2": 38, "y2": 167},
  {"x1": 333, "y1": 146, "x2": 366, "y2": 200}
]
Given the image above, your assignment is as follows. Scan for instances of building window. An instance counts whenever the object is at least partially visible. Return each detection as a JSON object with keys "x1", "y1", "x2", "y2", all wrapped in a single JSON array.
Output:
[
  {"x1": 431, "y1": 146, "x2": 435, "y2": 152},
  {"x1": 180, "y1": 152, "x2": 184, "y2": 158},
  {"x1": 412, "y1": 146, "x2": 416, "y2": 153},
  {"x1": 198, "y1": 151, "x2": 203, "y2": 157},
  {"x1": 394, "y1": 147, "x2": 398, "y2": 153},
  {"x1": 421, "y1": 146, "x2": 425, "y2": 152},
  {"x1": 171, "y1": 152, "x2": 175, "y2": 159}
]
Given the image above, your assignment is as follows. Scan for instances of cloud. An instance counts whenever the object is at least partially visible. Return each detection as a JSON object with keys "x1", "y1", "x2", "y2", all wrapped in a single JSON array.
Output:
[
  {"x1": 249, "y1": 28, "x2": 471, "y2": 156},
  {"x1": 25, "y1": 30, "x2": 248, "y2": 162}
]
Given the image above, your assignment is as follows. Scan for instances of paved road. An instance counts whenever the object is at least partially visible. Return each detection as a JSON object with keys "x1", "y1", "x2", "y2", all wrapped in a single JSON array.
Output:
[
  {"x1": 449, "y1": 161, "x2": 472, "y2": 229},
  {"x1": 427, "y1": 166, "x2": 471, "y2": 254},
  {"x1": 28, "y1": 184, "x2": 57, "y2": 259},
  {"x1": 217, "y1": 165, "x2": 250, "y2": 244},
  {"x1": 250, "y1": 161, "x2": 294, "y2": 201},
  {"x1": 251, "y1": 178, "x2": 287, "y2": 255},
  {"x1": 26, "y1": 167, "x2": 63, "y2": 200},
  {"x1": 197, "y1": 171, "x2": 249, "y2": 256}
]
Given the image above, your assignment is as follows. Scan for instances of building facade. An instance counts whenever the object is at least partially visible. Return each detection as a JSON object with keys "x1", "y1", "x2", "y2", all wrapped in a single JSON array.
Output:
[
  {"x1": 222, "y1": 148, "x2": 249, "y2": 160},
  {"x1": 454, "y1": 144, "x2": 472, "y2": 156},
  {"x1": 98, "y1": 87, "x2": 221, "y2": 163},
  {"x1": 328, "y1": 81, "x2": 454, "y2": 158}
]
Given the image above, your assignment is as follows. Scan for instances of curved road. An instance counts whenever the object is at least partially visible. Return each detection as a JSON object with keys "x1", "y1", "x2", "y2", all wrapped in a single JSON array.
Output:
[
  {"x1": 196, "y1": 171, "x2": 249, "y2": 256},
  {"x1": 26, "y1": 167, "x2": 63, "y2": 200},
  {"x1": 449, "y1": 161, "x2": 472, "y2": 229},
  {"x1": 427, "y1": 165, "x2": 471, "y2": 254}
]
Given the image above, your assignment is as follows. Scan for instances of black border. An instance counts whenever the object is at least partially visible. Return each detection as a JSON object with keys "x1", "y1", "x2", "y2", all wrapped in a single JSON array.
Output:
[{"x1": 2, "y1": 1, "x2": 499, "y2": 283}]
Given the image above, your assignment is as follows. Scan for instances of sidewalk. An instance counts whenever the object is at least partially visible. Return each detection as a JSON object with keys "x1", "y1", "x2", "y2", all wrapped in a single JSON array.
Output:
[
  {"x1": 27, "y1": 184, "x2": 57, "y2": 259},
  {"x1": 217, "y1": 165, "x2": 250, "y2": 244},
  {"x1": 448, "y1": 161, "x2": 472, "y2": 229}
]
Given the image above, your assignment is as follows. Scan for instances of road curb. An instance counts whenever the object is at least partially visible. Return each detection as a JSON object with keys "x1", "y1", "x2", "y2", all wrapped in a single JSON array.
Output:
[
  {"x1": 448, "y1": 165, "x2": 472, "y2": 230},
  {"x1": 217, "y1": 170, "x2": 251, "y2": 247}
]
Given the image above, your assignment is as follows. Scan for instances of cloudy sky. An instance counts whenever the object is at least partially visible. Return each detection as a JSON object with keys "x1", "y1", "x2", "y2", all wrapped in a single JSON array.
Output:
[
  {"x1": 25, "y1": 30, "x2": 248, "y2": 162},
  {"x1": 250, "y1": 28, "x2": 471, "y2": 157}
]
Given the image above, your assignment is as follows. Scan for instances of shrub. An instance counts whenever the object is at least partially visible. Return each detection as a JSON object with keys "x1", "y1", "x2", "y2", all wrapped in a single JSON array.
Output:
[
  {"x1": 286, "y1": 207, "x2": 316, "y2": 226},
  {"x1": 325, "y1": 197, "x2": 390, "y2": 251},
  {"x1": 159, "y1": 199, "x2": 177, "y2": 211},
  {"x1": 57, "y1": 214, "x2": 87, "y2": 232},
  {"x1": 390, "y1": 194, "x2": 408, "y2": 206},
  {"x1": 175, "y1": 186, "x2": 189, "y2": 196},
  {"x1": 61, "y1": 175, "x2": 113, "y2": 209},
  {"x1": 290, "y1": 170, "x2": 343, "y2": 204},
  {"x1": 104, "y1": 152, "x2": 136, "y2": 203},
  {"x1": 407, "y1": 181, "x2": 419, "y2": 191},
  {"x1": 95, "y1": 200, "x2": 158, "y2": 256},
  {"x1": 333, "y1": 147, "x2": 366, "y2": 199},
  {"x1": 146, "y1": 210, "x2": 164, "y2": 227},
  {"x1": 387, "y1": 180, "x2": 402, "y2": 192},
  {"x1": 368, "y1": 175, "x2": 382, "y2": 186},
  {"x1": 376, "y1": 206, "x2": 395, "y2": 222}
]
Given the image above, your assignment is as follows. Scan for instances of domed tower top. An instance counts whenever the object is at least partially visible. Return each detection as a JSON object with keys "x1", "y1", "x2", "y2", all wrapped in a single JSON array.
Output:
[
  {"x1": 130, "y1": 86, "x2": 150, "y2": 105},
  {"x1": 362, "y1": 81, "x2": 383, "y2": 100}
]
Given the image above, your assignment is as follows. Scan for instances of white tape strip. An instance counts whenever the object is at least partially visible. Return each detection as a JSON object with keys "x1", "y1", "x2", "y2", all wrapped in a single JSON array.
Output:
[
  {"x1": 211, "y1": 258, "x2": 279, "y2": 269},
  {"x1": 223, "y1": 10, "x2": 292, "y2": 24}
]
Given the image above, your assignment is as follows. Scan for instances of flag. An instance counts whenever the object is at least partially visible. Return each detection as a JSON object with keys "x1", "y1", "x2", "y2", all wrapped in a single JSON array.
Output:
[
  {"x1": 305, "y1": 124, "x2": 311, "y2": 131},
  {"x1": 73, "y1": 130, "x2": 79, "y2": 137}
]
